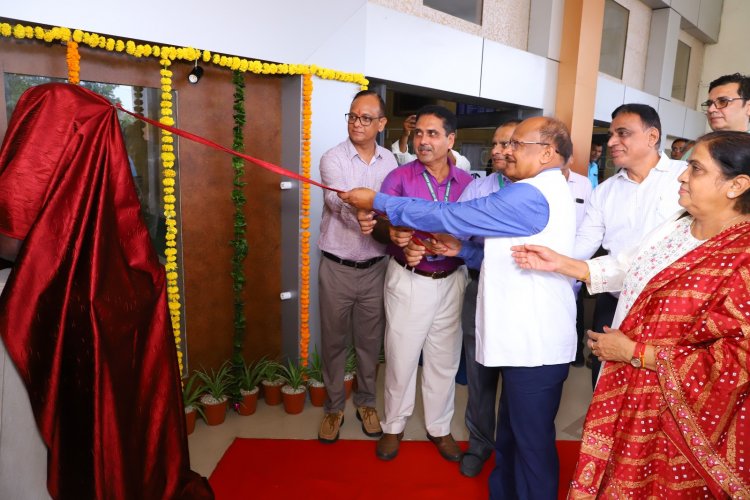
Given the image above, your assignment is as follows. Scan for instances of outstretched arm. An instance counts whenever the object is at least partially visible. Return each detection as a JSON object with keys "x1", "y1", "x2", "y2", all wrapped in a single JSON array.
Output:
[
  {"x1": 343, "y1": 182, "x2": 551, "y2": 239},
  {"x1": 510, "y1": 243, "x2": 590, "y2": 282},
  {"x1": 339, "y1": 188, "x2": 376, "y2": 211}
]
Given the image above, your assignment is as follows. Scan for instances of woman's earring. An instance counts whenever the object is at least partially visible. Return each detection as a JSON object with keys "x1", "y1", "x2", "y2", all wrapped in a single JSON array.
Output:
[{"x1": 728, "y1": 191, "x2": 736, "y2": 198}]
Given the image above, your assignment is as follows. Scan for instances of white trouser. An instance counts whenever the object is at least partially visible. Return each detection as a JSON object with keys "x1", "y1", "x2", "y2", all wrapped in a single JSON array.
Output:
[{"x1": 381, "y1": 258, "x2": 467, "y2": 436}]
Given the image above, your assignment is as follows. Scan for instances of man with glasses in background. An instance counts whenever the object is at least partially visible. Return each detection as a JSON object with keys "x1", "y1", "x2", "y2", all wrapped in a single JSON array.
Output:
[
  {"x1": 680, "y1": 74, "x2": 750, "y2": 161},
  {"x1": 573, "y1": 104, "x2": 685, "y2": 387},
  {"x1": 702, "y1": 73, "x2": 750, "y2": 133},
  {"x1": 316, "y1": 90, "x2": 397, "y2": 443}
]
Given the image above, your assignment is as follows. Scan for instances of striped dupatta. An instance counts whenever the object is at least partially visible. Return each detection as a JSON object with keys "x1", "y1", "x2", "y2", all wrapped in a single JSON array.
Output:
[{"x1": 569, "y1": 221, "x2": 750, "y2": 499}]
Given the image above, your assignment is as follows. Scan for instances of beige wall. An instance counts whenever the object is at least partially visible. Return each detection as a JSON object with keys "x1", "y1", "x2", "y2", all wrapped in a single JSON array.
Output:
[
  {"x1": 700, "y1": 0, "x2": 750, "y2": 106},
  {"x1": 370, "y1": 0, "x2": 530, "y2": 50}
]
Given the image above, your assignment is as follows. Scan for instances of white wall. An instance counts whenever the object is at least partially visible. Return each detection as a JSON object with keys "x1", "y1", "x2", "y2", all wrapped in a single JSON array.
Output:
[
  {"x1": 1, "y1": 0, "x2": 369, "y2": 71},
  {"x1": 363, "y1": 4, "x2": 484, "y2": 97}
]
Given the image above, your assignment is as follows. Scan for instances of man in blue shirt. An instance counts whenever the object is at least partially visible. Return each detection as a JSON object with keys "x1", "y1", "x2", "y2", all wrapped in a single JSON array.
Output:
[
  {"x1": 341, "y1": 116, "x2": 577, "y2": 500},
  {"x1": 588, "y1": 143, "x2": 602, "y2": 188}
]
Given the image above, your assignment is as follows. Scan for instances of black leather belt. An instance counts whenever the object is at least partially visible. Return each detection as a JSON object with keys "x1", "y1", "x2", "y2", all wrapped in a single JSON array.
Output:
[
  {"x1": 393, "y1": 257, "x2": 458, "y2": 279},
  {"x1": 322, "y1": 251, "x2": 384, "y2": 269},
  {"x1": 468, "y1": 268, "x2": 480, "y2": 281}
]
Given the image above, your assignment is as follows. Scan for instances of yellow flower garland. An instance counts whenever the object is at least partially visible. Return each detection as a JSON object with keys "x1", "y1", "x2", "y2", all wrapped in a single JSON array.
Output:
[
  {"x1": 65, "y1": 40, "x2": 80, "y2": 84},
  {"x1": 0, "y1": 22, "x2": 369, "y2": 88},
  {"x1": 158, "y1": 57, "x2": 184, "y2": 375},
  {"x1": 299, "y1": 74, "x2": 313, "y2": 367}
]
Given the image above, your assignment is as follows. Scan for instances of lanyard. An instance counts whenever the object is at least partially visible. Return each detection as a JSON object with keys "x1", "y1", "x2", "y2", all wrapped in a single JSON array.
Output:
[
  {"x1": 498, "y1": 174, "x2": 505, "y2": 189},
  {"x1": 422, "y1": 171, "x2": 451, "y2": 202}
]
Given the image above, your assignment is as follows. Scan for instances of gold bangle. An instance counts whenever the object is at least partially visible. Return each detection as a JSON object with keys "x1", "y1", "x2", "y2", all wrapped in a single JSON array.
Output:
[{"x1": 580, "y1": 268, "x2": 590, "y2": 282}]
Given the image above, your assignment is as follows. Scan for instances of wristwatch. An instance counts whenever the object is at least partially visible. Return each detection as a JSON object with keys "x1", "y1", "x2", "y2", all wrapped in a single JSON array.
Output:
[{"x1": 630, "y1": 342, "x2": 646, "y2": 368}]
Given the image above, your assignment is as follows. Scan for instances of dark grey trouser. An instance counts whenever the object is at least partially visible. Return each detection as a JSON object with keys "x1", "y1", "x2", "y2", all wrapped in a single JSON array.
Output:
[
  {"x1": 461, "y1": 274, "x2": 501, "y2": 459},
  {"x1": 318, "y1": 256, "x2": 387, "y2": 413}
]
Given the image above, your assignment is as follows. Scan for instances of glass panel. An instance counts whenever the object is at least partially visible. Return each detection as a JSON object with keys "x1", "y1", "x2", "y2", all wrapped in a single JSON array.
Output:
[
  {"x1": 424, "y1": 0, "x2": 483, "y2": 25},
  {"x1": 599, "y1": 0, "x2": 629, "y2": 79},
  {"x1": 671, "y1": 41, "x2": 691, "y2": 101},
  {"x1": 4, "y1": 74, "x2": 179, "y2": 264}
]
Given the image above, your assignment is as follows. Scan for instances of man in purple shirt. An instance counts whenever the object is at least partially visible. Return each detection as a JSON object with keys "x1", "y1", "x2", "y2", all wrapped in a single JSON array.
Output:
[
  {"x1": 317, "y1": 90, "x2": 397, "y2": 444},
  {"x1": 373, "y1": 105, "x2": 473, "y2": 463}
]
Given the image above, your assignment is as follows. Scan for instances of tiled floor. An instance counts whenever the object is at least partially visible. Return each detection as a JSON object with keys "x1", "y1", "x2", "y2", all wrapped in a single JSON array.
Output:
[{"x1": 187, "y1": 363, "x2": 594, "y2": 478}]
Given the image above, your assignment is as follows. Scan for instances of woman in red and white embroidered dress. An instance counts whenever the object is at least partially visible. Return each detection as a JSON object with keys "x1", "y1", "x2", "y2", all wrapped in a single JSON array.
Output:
[{"x1": 512, "y1": 131, "x2": 750, "y2": 499}]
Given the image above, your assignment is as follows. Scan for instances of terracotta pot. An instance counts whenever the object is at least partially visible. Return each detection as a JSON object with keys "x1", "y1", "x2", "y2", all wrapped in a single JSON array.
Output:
[
  {"x1": 201, "y1": 398, "x2": 228, "y2": 426},
  {"x1": 308, "y1": 383, "x2": 327, "y2": 407},
  {"x1": 237, "y1": 387, "x2": 259, "y2": 416},
  {"x1": 344, "y1": 373, "x2": 354, "y2": 399},
  {"x1": 262, "y1": 379, "x2": 284, "y2": 405},
  {"x1": 185, "y1": 408, "x2": 197, "y2": 435},
  {"x1": 281, "y1": 385, "x2": 306, "y2": 414}
]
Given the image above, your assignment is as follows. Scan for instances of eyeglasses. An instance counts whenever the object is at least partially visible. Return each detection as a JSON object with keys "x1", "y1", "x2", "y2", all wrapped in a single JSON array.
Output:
[
  {"x1": 345, "y1": 113, "x2": 383, "y2": 126},
  {"x1": 700, "y1": 96, "x2": 746, "y2": 111},
  {"x1": 506, "y1": 140, "x2": 551, "y2": 150}
]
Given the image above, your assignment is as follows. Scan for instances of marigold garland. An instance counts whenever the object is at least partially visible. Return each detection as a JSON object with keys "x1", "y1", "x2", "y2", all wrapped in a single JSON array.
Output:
[
  {"x1": 0, "y1": 22, "x2": 369, "y2": 89},
  {"x1": 299, "y1": 74, "x2": 313, "y2": 367},
  {"x1": 158, "y1": 57, "x2": 184, "y2": 375},
  {"x1": 65, "y1": 40, "x2": 80, "y2": 84}
]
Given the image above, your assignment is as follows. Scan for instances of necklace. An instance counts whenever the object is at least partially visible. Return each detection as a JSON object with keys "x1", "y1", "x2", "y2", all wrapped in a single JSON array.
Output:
[{"x1": 691, "y1": 213, "x2": 750, "y2": 240}]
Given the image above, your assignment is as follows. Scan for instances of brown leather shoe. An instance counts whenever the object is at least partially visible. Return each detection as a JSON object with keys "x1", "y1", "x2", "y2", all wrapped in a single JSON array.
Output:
[
  {"x1": 356, "y1": 406, "x2": 383, "y2": 438},
  {"x1": 376, "y1": 432, "x2": 404, "y2": 460},
  {"x1": 427, "y1": 433, "x2": 463, "y2": 462},
  {"x1": 318, "y1": 411, "x2": 344, "y2": 443}
]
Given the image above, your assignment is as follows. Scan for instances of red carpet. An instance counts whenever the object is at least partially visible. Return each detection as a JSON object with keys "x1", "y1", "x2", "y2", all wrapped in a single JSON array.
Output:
[{"x1": 209, "y1": 439, "x2": 581, "y2": 499}]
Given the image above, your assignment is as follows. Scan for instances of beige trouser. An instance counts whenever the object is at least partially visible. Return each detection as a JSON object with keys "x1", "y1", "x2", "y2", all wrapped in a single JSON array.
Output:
[{"x1": 381, "y1": 258, "x2": 467, "y2": 436}]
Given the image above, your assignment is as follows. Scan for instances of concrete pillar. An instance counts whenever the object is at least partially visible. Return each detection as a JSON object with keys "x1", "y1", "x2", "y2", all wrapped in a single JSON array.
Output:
[{"x1": 644, "y1": 8, "x2": 681, "y2": 99}]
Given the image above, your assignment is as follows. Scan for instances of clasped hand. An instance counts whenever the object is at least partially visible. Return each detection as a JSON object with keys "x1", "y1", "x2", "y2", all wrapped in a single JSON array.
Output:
[
  {"x1": 587, "y1": 327, "x2": 636, "y2": 364},
  {"x1": 403, "y1": 233, "x2": 461, "y2": 266}
]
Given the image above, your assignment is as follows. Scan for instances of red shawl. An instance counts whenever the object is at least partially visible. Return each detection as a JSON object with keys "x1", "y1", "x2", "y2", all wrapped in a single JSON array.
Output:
[
  {"x1": 569, "y1": 221, "x2": 750, "y2": 499},
  {"x1": 0, "y1": 83, "x2": 212, "y2": 499}
]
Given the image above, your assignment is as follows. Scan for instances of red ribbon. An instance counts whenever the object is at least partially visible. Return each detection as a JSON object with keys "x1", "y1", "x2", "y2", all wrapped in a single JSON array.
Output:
[
  {"x1": 115, "y1": 104, "x2": 433, "y2": 246},
  {"x1": 114, "y1": 103, "x2": 342, "y2": 193}
]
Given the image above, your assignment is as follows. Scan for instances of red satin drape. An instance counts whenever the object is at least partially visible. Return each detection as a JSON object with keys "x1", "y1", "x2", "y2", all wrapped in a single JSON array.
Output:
[{"x1": 0, "y1": 83, "x2": 212, "y2": 499}]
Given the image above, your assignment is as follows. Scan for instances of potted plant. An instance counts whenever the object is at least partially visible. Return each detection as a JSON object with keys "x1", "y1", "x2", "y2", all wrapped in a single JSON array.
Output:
[
  {"x1": 195, "y1": 361, "x2": 232, "y2": 426},
  {"x1": 306, "y1": 347, "x2": 327, "y2": 407},
  {"x1": 261, "y1": 359, "x2": 285, "y2": 406},
  {"x1": 182, "y1": 372, "x2": 204, "y2": 435},
  {"x1": 280, "y1": 359, "x2": 307, "y2": 414},
  {"x1": 344, "y1": 344, "x2": 357, "y2": 399},
  {"x1": 235, "y1": 357, "x2": 268, "y2": 416}
]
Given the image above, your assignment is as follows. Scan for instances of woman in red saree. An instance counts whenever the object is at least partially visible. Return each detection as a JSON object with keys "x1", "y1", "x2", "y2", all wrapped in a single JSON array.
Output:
[
  {"x1": 0, "y1": 83, "x2": 212, "y2": 499},
  {"x1": 512, "y1": 131, "x2": 750, "y2": 498}
]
